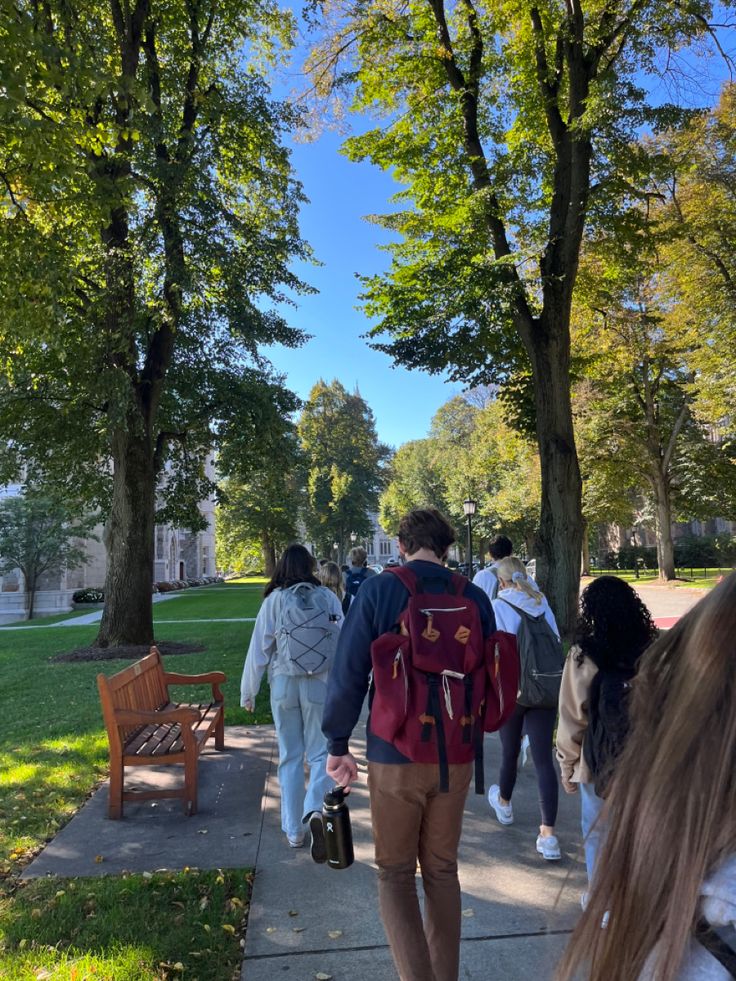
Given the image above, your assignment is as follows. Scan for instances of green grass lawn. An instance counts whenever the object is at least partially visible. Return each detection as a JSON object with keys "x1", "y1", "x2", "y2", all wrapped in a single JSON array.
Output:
[
  {"x1": 0, "y1": 581, "x2": 269, "y2": 979},
  {"x1": 585, "y1": 568, "x2": 732, "y2": 590}
]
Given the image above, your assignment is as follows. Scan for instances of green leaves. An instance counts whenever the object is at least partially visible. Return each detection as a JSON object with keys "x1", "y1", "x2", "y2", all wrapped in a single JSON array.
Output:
[{"x1": 298, "y1": 379, "x2": 391, "y2": 554}]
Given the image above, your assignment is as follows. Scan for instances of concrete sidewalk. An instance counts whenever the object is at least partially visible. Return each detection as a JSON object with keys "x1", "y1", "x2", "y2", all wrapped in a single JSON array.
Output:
[{"x1": 24, "y1": 721, "x2": 586, "y2": 980}]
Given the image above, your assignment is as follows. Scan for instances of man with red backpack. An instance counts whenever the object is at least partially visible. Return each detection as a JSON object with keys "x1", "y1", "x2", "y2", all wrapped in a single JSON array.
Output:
[{"x1": 322, "y1": 508, "x2": 517, "y2": 981}]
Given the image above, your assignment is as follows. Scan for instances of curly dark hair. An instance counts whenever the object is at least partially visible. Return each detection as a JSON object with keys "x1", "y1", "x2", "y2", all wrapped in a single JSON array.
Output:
[{"x1": 574, "y1": 575, "x2": 658, "y2": 670}]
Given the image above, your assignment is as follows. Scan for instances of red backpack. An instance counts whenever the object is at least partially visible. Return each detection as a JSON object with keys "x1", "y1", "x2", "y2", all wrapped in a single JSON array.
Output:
[{"x1": 369, "y1": 566, "x2": 519, "y2": 793}]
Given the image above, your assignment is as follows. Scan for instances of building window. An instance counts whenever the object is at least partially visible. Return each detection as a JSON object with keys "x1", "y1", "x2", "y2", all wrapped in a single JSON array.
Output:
[{"x1": 379, "y1": 540, "x2": 392, "y2": 556}]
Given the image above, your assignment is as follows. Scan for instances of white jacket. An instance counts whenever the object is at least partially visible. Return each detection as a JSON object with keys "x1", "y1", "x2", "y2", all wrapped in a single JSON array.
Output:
[
  {"x1": 240, "y1": 585, "x2": 344, "y2": 706},
  {"x1": 492, "y1": 587, "x2": 560, "y2": 639}
]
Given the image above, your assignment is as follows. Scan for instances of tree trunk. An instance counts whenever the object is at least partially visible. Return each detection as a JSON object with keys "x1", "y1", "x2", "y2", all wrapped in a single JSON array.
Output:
[
  {"x1": 262, "y1": 532, "x2": 276, "y2": 578},
  {"x1": 25, "y1": 574, "x2": 35, "y2": 621},
  {"x1": 581, "y1": 518, "x2": 590, "y2": 577},
  {"x1": 529, "y1": 327, "x2": 584, "y2": 639},
  {"x1": 96, "y1": 429, "x2": 156, "y2": 647},
  {"x1": 652, "y1": 474, "x2": 676, "y2": 581}
]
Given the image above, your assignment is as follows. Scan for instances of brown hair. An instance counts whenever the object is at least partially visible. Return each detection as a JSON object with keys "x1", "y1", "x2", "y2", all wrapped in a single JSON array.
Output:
[
  {"x1": 397, "y1": 508, "x2": 456, "y2": 560},
  {"x1": 318, "y1": 561, "x2": 344, "y2": 600},
  {"x1": 556, "y1": 572, "x2": 736, "y2": 981},
  {"x1": 349, "y1": 546, "x2": 367, "y2": 567},
  {"x1": 264, "y1": 544, "x2": 319, "y2": 597}
]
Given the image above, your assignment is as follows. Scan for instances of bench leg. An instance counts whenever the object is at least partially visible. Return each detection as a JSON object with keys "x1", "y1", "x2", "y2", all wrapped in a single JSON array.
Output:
[
  {"x1": 108, "y1": 758, "x2": 124, "y2": 820},
  {"x1": 184, "y1": 754, "x2": 198, "y2": 816},
  {"x1": 215, "y1": 710, "x2": 225, "y2": 750}
]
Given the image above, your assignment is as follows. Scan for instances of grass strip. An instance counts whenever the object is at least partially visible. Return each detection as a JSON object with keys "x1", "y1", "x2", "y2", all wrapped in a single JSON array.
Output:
[
  {"x1": 0, "y1": 583, "x2": 271, "y2": 879},
  {"x1": 0, "y1": 867, "x2": 251, "y2": 980}
]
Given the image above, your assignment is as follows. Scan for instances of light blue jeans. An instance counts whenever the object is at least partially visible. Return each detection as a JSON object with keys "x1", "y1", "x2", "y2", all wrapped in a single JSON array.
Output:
[
  {"x1": 269, "y1": 673, "x2": 333, "y2": 840},
  {"x1": 580, "y1": 781, "x2": 606, "y2": 886}
]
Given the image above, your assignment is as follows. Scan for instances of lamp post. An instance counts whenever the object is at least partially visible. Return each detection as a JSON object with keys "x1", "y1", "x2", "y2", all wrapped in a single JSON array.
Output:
[
  {"x1": 333, "y1": 541, "x2": 340, "y2": 565},
  {"x1": 350, "y1": 531, "x2": 357, "y2": 545},
  {"x1": 463, "y1": 498, "x2": 477, "y2": 576}
]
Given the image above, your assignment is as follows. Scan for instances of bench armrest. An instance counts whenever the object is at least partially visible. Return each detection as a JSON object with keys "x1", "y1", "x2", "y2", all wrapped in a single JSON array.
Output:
[
  {"x1": 114, "y1": 706, "x2": 200, "y2": 727},
  {"x1": 163, "y1": 671, "x2": 226, "y2": 702}
]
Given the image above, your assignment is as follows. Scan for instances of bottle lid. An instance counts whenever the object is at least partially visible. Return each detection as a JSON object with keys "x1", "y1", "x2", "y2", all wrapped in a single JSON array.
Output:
[{"x1": 323, "y1": 785, "x2": 347, "y2": 808}]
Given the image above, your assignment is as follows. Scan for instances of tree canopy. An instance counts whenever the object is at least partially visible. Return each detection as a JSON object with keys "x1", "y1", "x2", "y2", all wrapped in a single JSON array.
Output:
[
  {"x1": 304, "y1": 0, "x2": 733, "y2": 634},
  {"x1": 0, "y1": 0, "x2": 309, "y2": 644},
  {"x1": 298, "y1": 378, "x2": 390, "y2": 558}
]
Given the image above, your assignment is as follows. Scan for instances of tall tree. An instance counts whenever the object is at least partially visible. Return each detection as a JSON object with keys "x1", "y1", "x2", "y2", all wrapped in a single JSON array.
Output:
[
  {"x1": 298, "y1": 379, "x2": 390, "y2": 558},
  {"x1": 216, "y1": 417, "x2": 304, "y2": 577},
  {"x1": 379, "y1": 438, "x2": 450, "y2": 534},
  {"x1": 574, "y1": 254, "x2": 736, "y2": 579},
  {"x1": 0, "y1": 0, "x2": 309, "y2": 645},
  {"x1": 655, "y1": 82, "x2": 736, "y2": 427},
  {"x1": 0, "y1": 491, "x2": 97, "y2": 620},
  {"x1": 380, "y1": 394, "x2": 541, "y2": 557},
  {"x1": 306, "y1": 0, "x2": 728, "y2": 633}
]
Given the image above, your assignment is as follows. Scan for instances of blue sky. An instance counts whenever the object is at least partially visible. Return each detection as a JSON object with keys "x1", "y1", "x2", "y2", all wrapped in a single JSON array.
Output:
[
  {"x1": 264, "y1": 126, "x2": 459, "y2": 449},
  {"x1": 263, "y1": 12, "x2": 735, "y2": 450}
]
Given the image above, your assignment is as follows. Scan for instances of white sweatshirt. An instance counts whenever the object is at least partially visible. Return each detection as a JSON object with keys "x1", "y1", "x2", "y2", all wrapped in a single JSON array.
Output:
[
  {"x1": 240, "y1": 585, "x2": 344, "y2": 707},
  {"x1": 491, "y1": 586, "x2": 561, "y2": 640}
]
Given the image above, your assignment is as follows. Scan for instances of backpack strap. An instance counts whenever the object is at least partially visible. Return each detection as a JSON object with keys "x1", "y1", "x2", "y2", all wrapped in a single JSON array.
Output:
[
  {"x1": 386, "y1": 565, "x2": 467, "y2": 597},
  {"x1": 423, "y1": 674, "x2": 450, "y2": 792},
  {"x1": 497, "y1": 597, "x2": 545, "y2": 622},
  {"x1": 695, "y1": 920, "x2": 736, "y2": 974},
  {"x1": 384, "y1": 564, "x2": 418, "y2": 595}
]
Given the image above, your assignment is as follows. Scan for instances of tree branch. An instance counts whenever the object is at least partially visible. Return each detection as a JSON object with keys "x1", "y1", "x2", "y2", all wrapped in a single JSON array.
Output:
[{"x1": 425, "y1": 0, "x2": 536, "y2": 340}]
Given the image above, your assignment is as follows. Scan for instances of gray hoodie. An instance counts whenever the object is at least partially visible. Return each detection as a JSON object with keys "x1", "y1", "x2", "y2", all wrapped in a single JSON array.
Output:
[{"x1": 641, "y1": 856, "x2": 736, "y2": 979}]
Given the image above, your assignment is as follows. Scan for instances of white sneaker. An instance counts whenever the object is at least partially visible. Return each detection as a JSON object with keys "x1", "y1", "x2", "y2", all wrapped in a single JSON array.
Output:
[
  {"x1": 287, "y1": 833, "x2": 305, "y2": 848},
  {"x1": 488, "y1": 785, "x2": 514, "y2": 825},
  {"x1": 536, "y1": 834, "x2": 561, "y2": 860}
]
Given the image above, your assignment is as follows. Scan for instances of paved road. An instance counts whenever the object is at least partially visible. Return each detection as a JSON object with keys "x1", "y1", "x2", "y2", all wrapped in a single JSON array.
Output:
[{"x1": 628, "y1": 582, "x2": 705, "y2": 627}]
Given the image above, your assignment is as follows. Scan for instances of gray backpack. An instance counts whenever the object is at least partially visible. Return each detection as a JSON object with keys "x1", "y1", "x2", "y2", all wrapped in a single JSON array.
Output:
[
  {"x1": 500, "y1": 599, "x2": 564, "y2": 708},
  {"x1": 277, "y1": 583, "x2": 340, "y2": 677}
]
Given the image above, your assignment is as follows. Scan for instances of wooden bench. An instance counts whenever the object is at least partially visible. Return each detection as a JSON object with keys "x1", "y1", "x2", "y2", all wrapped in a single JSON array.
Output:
[{"x1": 97, "y1": 646, "x2": 226, "y2": 819}]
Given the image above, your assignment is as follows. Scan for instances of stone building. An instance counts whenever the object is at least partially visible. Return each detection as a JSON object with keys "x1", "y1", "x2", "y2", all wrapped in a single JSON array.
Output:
[{"x1": 0, "y1": 475, "x2": 215, "y2": 622}]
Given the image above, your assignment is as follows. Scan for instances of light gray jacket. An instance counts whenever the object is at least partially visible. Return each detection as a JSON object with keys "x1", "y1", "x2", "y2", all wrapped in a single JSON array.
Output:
[{"x1": 642, "y1": 856, "x2": 736, "y2": 980}]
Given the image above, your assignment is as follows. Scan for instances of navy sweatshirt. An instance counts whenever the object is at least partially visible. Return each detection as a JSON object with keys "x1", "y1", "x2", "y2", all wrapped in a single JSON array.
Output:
[{"x1": 322, "y1": 560, "x2": 497, "y2": 764}]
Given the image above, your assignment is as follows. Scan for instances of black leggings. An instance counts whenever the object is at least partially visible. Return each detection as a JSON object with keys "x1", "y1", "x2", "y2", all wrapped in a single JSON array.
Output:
[{"x1": 498, "y1": 703, "x2": 559, "y2": 827}]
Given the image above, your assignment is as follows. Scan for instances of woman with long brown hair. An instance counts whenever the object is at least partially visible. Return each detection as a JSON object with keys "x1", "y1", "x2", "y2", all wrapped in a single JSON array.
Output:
[{"x1": 556, "y1": 573, "x2": 736, "y2": 981}]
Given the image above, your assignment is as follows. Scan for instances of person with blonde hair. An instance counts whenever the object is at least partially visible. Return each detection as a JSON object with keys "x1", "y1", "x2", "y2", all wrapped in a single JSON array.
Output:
[
  {"x1": 487, "y1": 555, "x2": 564, "y2": 860},
  {"x1": 319, "y1": 560, "x2": 344, "y2": 601},
  {"x1": 556, "y1": 573, "x2": 736, "y2": 981}
]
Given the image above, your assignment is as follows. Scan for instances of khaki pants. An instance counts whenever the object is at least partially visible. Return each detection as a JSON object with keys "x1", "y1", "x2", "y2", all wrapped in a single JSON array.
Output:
[{"x1": 368, "y1": 761, "x2": 472, "y2": 981}]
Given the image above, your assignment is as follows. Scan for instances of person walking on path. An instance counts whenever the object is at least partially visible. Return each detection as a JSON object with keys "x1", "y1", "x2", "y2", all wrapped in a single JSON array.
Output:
[
  {"x1": 342, "y1": 545, "x2": 376, "y2": 614},
  {"x1": 319, "y1": 560, "x2": 345, "y2": 602},
  {"x1": 556, "y1": 576, "x2": 657, "y2": 900},
  {"x1": 488, "y1": 556, "x2": 564, "y2": 861},
  {"x1": 556, "y1": 573, "x2": 736, "y2": 981},
  {"x1": 472, "y1": 534, "x2": 513, "y2": 601},
  {"x1": 322, "y1": 508, "x2": 497, "y2": 981},
  {"x1": 241, "y1": 544, "x2": 343, "y2": 855}
]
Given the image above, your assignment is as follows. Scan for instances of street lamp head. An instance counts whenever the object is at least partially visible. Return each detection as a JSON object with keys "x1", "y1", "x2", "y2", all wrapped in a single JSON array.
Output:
[
  {"x1": 333, "y1": 542, "x2": 339, "y2": 550},
  {"x1": 350, "y1": 531, "x2": 357, "y2": 543},
  {"x1": 463, "y1": 498, "x2": 477, "y2": 517}
]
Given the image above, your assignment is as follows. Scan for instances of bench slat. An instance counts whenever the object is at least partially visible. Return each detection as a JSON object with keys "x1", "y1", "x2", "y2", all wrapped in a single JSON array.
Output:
[{"x1": 97, "y1": 646, "x2": 226, "y2": 818}]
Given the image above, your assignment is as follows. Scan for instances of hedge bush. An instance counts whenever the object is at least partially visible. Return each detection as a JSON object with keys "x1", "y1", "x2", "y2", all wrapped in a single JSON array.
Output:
[{"x1": 72, "y1": 588, "x2": 104, "y2": 603}]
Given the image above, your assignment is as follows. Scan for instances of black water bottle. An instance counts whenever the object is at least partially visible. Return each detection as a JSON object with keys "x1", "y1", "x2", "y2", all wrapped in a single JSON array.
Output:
[{"x1": 322, "y1": 786, "x2": 354, "y2": 870}]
